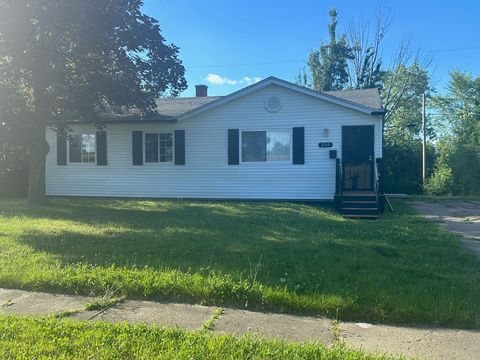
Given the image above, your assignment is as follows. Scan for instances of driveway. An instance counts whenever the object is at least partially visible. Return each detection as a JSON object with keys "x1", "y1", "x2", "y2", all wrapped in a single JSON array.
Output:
[{"x1": 410, "y1": 201, "x2": 480, "y2": 257}]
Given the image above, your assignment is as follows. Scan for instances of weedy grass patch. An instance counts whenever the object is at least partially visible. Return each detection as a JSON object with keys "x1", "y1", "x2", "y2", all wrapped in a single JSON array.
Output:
[
  {"x1": 0, "y1": 315, "x2": 401, "y2": 359},
  {"x1": 0, "y1": 198, "x2": 479, "y2": 327}
]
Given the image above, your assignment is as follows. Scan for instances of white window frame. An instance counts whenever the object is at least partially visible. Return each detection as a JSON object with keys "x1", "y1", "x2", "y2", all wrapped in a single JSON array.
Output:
[
  {"x1": 144, "y1": 131, "x2": 174, "y2": 165},
  {"x1": 68, "y1": 133, "x2": 96, "y2": 164},
  {"x1": 240, "y1": 129, "x2": 292, "y2": 164}
]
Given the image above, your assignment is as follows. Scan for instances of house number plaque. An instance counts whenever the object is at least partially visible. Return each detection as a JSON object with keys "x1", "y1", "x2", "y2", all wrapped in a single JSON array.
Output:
[{"x1": 318, "y1": 142, "x2": 333, "y2": 148}]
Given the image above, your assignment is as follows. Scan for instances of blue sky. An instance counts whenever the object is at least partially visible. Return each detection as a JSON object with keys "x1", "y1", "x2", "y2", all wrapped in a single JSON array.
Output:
[{"x1": 143, "y1": 0, "x2": 480, "y2": 97}]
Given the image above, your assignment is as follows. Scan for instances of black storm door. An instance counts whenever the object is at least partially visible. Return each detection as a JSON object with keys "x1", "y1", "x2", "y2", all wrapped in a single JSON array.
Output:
[{"x1": 342, "y1": 126, "x2": 375, "y2": 191}]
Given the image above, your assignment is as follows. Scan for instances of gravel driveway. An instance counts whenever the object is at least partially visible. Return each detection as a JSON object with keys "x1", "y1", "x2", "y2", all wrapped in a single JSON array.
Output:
[{"x1": 410, "y1": 201, "x2": 480, "y2": 257}]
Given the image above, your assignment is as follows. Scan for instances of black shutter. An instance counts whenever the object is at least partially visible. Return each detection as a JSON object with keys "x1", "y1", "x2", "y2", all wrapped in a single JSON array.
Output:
[
  {"x1": 57, "y1": 132, "x2": 67, "y2": 166},
  {"x1": 228, "y1": 129, "x2": 239, "y2": 165},
  {"x1": 132, "y1": 131, "x2": 143, "y2": 165},
  {"x1": 292, "y1": 127, "x2": 305, "y2": 165},
  {"x1": 174, "y1": 130, "x2": 185, "y2": 165},
  {"x1": 96, "y1": 131, "x2": 107, "y2": 166}
]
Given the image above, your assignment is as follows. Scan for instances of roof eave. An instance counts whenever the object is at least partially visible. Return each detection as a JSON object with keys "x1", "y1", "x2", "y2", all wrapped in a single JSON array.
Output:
[
  {"x1": 177, "y1": 76, "x2": 384, "y2": 121},
  {"x1": 65, "y1": 114, "x2": 178, "y2": 124}
]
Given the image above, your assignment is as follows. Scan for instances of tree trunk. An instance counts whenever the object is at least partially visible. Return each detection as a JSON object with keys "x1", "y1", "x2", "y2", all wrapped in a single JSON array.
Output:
[
  {"x1": 27, "y1": 123, "x2": 49, "y2": 205},
  {"x1": 28, "y1": 19, "x2": 51, "y2": 206}
]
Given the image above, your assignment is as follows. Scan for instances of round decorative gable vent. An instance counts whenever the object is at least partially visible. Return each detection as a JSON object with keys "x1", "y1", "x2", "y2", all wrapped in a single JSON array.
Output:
[{"x1": 264, "y1": 96, "x2": 282, "y2": 113}]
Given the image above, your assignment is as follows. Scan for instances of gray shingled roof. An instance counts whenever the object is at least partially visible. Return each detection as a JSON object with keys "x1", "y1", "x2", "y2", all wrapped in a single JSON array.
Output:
[
  {"x1": 69, "y1": 81, "x2": 383, "y2": 124},
  {"x1": 323, "y1": 88, "x2": 383, "y2": 111},
  {"x1": 153, "y1": 88, "x2": 383, "y2": 119},
  {"x1": 155, "y1": 96, "x2": 222, "y2": 118}
]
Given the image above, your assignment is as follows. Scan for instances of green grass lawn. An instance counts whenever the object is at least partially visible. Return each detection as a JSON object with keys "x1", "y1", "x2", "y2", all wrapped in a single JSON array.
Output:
[
  {"x1": 0, "y1": 315, "x2": 397, "y2": 360},
  {"x1": 0, "y1": 198, "x2": 479, "y2": 328}
]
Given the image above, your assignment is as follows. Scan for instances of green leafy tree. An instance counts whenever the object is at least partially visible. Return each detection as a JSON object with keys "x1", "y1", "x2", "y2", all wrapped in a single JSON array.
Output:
[
  {"x1": 382, "y1": 63, "x2": 432, "y2": 131},
  {"x1": 381, "y1": 62, "x2": 434, "y2": 193},
  {"x1": 428, "y1": 71, "x2": 480, "y2": 194},
  {"x1": 297, "y1": 8, "x2": 434, "y2": 194},
  {"x1": 297, "y1": 9, "x2": 353, "y2": 91},
  {"x1": 0, "y1": 0, "x2": 187, "y2": 204}
]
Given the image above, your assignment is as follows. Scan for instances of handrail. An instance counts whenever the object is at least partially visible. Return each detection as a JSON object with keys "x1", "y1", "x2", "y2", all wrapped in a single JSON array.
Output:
[
  {"x1": 335, "y1": 159, "x2": 344, "y2": 213},
  {"x1": 335, "y1": 159, "x2": 343, "y2": 196},
  {"x1": 375, "y1": 160, "x2": 380, "y2": 207}
]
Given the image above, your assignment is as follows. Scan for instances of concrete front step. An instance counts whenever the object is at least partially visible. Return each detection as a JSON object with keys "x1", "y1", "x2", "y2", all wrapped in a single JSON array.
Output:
[
  {"x1": 342, "y1": 196, "x2": 377, "y2": 202},
  {"x1": 341, "y1": 201, "x2": 378, "y2": 209}
]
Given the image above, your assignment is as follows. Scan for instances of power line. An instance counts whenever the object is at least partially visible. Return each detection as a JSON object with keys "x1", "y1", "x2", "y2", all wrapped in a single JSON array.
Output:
[
  {"x1": 188, "y1": 59, "x2": 304, "y2": 69},
  {"x1": 185, "y1": 45, "x2": 480, "y2": 70},
  {"x1": 425, "y1": 46, "x2": 480, "y2": 53},
  {"x1": 428, "y1": 113, "x2": 480, "y2": 116}
]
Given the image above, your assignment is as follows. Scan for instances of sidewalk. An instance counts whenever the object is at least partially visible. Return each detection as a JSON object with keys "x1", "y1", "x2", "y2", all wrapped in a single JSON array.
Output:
[{"x1": 1, "y1": 288, "x2": 479, "y2": 360}]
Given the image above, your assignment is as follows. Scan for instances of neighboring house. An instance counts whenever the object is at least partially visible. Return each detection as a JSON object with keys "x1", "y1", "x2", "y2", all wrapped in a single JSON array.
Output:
[{"x1": 45, "y1": 77, "x2": 386, "y2": 217}]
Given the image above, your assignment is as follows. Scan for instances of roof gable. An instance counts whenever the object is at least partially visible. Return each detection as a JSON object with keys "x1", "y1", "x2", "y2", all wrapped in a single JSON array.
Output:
[
  {"x1": 67, "y1": 76, "x2": 384, "y2": 124},
  {"x1": 176, "y1": 76, "x2": 384, "y2": 121}
]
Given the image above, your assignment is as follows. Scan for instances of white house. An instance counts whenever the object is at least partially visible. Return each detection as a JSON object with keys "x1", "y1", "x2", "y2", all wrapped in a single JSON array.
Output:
[{"x1": 45, "y1": 77, "x2": 385, "y2": 216}]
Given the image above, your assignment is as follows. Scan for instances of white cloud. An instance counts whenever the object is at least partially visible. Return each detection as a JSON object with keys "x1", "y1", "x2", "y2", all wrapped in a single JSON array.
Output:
[
  {"x1": 204, "y1": 73, "x2": 262, "y2": 86},
  {"x1": 205, "y1": 73, "x2": 239, "y2": 85},
  {"x1": 243, "y1": 76, "x2": 262, "y2": 85}
]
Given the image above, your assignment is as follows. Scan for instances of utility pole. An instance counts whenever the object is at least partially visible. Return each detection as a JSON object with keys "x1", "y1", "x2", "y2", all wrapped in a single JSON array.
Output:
[{"x1": 422, "y1": 93, "x2": 427, "y2": 187}]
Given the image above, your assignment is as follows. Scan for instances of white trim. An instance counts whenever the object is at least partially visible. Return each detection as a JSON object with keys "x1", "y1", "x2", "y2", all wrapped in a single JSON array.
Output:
[
  {"x1": 68, "y1": 132, "x2": 96, "y2": 165},
  {"x1": 143, "y1": 131, "x2": 174, "y2": 165},
  {"x1": 177, "y1": 77, "x2": 383, "y2": 121}
]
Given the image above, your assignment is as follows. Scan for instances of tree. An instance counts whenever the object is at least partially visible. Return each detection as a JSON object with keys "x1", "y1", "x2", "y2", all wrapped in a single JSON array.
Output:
[
  {"x1": 297, "y1": 9, "x2": 353, "y2": 91},
  {"x1": 380, "y1": 52, "x2": 433, "y2": 194},
  {"x1": 428, "y1": 71, "x2": 480, "y2": 194},
  {"x1": 380, "y1": 38, "x2": 432, "y2": 126},
  {"x1": 346, "y1": 6, "x2": 391, "y2": 89},
  {"x1": 0, "y1": 84, "x2": 31, "y2": 197},
  {"x1": 0, "y1": 0, "x2": 187, "y2": 204},
  {"x1": 296, "y1": 8, "x2": 434, "y2": 193}
]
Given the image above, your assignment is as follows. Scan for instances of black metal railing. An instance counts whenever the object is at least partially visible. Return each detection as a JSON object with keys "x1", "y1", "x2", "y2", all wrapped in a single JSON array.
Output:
[
  {"x1": 375, "y1": 158, "x2": 386, "y2": 212},
  {"x1": 335, "y1": 159, "x2": 343, "y2": 195}
]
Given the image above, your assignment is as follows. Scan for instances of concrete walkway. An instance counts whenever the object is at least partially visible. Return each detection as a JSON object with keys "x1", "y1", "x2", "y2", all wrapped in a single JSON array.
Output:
[
  {"x1": 1, "y1": 288, "x2": 479, "y2": 359},
  {"x1": 410, "y1": 201, "x2": 480, "y2": 257}
]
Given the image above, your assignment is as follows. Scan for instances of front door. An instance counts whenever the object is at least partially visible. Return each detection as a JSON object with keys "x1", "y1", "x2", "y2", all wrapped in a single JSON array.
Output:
[{"x1": 342, "y1": 126, "x2": 374, "y2": 192}]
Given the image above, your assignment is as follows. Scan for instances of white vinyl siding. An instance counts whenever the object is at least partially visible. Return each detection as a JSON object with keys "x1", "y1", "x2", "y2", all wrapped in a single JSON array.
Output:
[{"x1": 46, "y1": 84, "x2": 382, "y2": 200}]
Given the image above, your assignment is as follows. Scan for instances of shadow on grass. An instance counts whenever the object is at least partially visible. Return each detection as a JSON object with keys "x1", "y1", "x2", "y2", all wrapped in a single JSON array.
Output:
[{"x1": 1, "y1": 198, "x2": 480, "y2": 327}]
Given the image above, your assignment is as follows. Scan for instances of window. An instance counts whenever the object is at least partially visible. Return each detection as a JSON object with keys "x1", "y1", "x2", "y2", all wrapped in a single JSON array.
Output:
[
  {"x1": 69, "y1": 134, "x2": 95, "y2": 163},
  {"x1": 145, "y1": 132, "x2": 173, "y2": 163},
  {"x1": 159, "y1": 133, "x2": 173, "y2": 162},
  {"x1": 267, "y1": 131, "x2": 290, "y2": 161},
  {"x1": 145, "y1": 134, "x2": 159, "y2": 162},
  {"x1": 242, "y1": 130, "x2": 290, "y2": 162},
  {"x1": 242, "y1": 131, "x2": 266, "y2": 162}
]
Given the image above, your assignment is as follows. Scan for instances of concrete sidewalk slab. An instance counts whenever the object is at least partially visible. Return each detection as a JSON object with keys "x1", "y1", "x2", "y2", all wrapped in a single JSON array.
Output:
[
  {"x1": 74, "y1": 300, "x2": 214, "y2": 330},
  {"x1": 1, "y1": 288, "x2": 480, "y2": 359},
  {"x1": 339, "y1": 322, "x2": 480, "y2": 360},
  {"x1": 0, "y1": 289, "x2": 90, "y2": 315},
  {"x1": 213, "y1": 308, "x2": 333, "y2": 344}
]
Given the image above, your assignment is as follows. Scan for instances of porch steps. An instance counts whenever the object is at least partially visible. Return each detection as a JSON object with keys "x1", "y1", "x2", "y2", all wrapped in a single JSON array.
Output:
[{"x1": 341, "y1": 192, "x2": 379, "y2": 219}]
